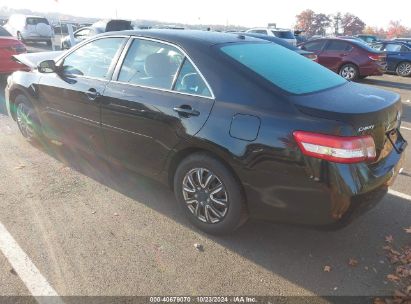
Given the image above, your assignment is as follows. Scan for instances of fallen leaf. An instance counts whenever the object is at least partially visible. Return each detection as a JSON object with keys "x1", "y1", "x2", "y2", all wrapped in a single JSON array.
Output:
[
  {"x1": 14, "y1": 164, "x2": 25, "y2": 170},
  {"x1": 323, "y1": 265, "x2": 331, "y2": 272},
  {"x1": 404, "y1": 227, "x2": 411, "y2": 234},
  {"x1": 373, "y1": 298, "x2": 385, "y2": 304},
  {"x1": 387, "y1": 274, "x2": 400, "y2": 282},
  {"x1": 91, "y1": 211, "x2": 96, "y2": 214},
  {"x1": 385, "y1": 235, "x2": 394, "y2": 243},
  {"x1": 348, "y1": 258, "x2": 359, "y2": 267}
]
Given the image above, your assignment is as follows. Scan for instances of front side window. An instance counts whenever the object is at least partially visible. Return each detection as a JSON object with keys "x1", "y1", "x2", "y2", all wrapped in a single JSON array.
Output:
[
  {"x1": 62, "y1": 37, "x2": 125, "y2": 79},
  {"x1": 303, "y1": 40, "x2": 326, "y2": 51},
  {"x1": 384, "y1": 44, "x2": 402, "y2": 52},
  {"x1": 74, "y1": 29, "x2": 90, "y2": 38},
  {"x1": 174, "y1": 59, "x2": 212, "y2": 97},
  {"x1": 118, "y1": 39, "x2": 183, "y2": 90},
  {"x1": 220, "y1": 42, "x2": 346, "y2": 95}
]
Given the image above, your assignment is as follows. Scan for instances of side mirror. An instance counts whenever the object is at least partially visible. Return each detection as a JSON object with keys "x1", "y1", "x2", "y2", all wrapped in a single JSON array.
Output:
[{"x1": 38, "y1": 60, "x2": 57, "y2": 73}]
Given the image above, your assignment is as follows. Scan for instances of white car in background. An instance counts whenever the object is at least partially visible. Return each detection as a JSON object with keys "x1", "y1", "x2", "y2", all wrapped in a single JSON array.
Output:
[
  {"x1": 4, "y1": 14, "x2": 54, "y2": 46},
  {"x1": 245, "y1": 27, "x2": 297, "y2": 46}
]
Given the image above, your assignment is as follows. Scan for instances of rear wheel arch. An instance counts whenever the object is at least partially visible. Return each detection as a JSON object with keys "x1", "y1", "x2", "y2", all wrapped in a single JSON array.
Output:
[{"x1": 168, "y1": 148, "x2": 246, "y2": 201}]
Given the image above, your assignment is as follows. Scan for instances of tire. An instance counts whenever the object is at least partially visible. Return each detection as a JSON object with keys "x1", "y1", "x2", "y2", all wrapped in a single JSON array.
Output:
[
  {"x1": 14, "y1": 95, "x2": 42, "y2": 141},
  {"x1": 174, "y1": 153, "x2": 247, "y2": 235},
  {"x1": 339, "y1": 63, "x2": 359, "y2": 81},
  {"x1": 396, "y1": 61, "x2": 411, "y2": 77}
]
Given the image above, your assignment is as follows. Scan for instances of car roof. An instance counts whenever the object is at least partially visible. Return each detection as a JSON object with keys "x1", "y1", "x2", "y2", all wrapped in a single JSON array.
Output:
[{"x1": 99, "y1": 29, "x2": 263, "y2": 47}]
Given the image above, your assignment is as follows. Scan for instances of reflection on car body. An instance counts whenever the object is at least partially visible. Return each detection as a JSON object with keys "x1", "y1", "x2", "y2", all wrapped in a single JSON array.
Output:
[{"x1": 5, "y1": 30, "x2": 407, "y2": 235}]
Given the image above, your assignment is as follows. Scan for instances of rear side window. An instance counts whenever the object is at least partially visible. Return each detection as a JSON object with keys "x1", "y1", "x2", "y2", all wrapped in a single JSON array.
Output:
[
  {"x1": 303, "y1": 40, "x2": 326, "y2": 51},
  {"x1": 174, "y1": 59, "x2": 212, "y2": 97},
  {"x1": 118, "y1": 39, "x2": 183, "y2": 90},
  {"x1": 220, "y1": 42, "x2": 346, "y2": 95},
  {"x1": 326, "y1": 41, "x2": 352, "y2": 51},
  {"x1": 26, "y1": 18, "x2": 49, "y2": 25}
]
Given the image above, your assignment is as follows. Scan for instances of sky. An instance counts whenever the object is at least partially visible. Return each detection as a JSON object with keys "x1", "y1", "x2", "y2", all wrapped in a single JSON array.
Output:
[{"x1": 0, "y1": 0, "x2": 410, "y2": 28}]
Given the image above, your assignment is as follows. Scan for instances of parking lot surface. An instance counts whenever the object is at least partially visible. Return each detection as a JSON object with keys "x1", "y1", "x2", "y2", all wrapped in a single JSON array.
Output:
[{"x1": 0, "y1": 74, "x2": 410, "y2": 299}]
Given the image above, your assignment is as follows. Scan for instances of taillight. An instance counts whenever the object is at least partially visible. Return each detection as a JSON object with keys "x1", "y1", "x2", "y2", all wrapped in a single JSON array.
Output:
[
  {"x1": 303, "y1": 53, "x2": 318, "y2": 61},
  {"x1": 368, "y1": 53, "x2": 384, "y2": 61},
  {"x1": 293, "y1": 131, "x2": 376, "y2": 164}
]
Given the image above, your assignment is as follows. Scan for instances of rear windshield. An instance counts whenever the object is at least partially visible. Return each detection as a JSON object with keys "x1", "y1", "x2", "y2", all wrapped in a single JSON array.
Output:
[
  {"x1": 348, "y1": 39, "x2": 381, "y2": 52},
  {"x1": 220, "y1": 42, "x2": 346, "y2": 95},
  {"x1": 26, "y1": 18, "x2": 49, "y2": 25},
  {"x1": 271, "y1": 30, "x2": 295, "y2": 39},
  {"x1": 0, "y1": 26, "x2": 11, "y2": 37}
]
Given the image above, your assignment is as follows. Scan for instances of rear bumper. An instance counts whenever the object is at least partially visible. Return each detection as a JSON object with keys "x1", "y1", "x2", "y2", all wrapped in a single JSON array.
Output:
[
  {"x1": 241, "y1": 133, "x2": 406, "y2": 226},
  {"x1": 359, "y1": 61, "x2": 386, "y2": 76}
]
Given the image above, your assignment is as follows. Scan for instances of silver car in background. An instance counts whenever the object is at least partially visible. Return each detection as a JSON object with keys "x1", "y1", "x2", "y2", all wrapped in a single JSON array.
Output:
[{"x1": 4, "y1": 14, "x2": 54, "y2": 46}]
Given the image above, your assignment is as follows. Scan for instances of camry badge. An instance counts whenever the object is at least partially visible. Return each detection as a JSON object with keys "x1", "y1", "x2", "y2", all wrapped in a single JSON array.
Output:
[{"x1": 358, "y1": 125, "x2": 375, "y2": 132}]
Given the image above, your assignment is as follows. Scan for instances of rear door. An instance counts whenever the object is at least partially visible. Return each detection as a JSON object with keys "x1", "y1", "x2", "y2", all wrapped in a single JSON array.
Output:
[
  {"x1": 38, "y1": 36, "x2": 127, "y2": 152},
  {"x1": 101, "y1": 37, "x2": 215, "y2": 176},
  {"x1": 319, "y1": 40, "x2": 353, "y2": 72}
]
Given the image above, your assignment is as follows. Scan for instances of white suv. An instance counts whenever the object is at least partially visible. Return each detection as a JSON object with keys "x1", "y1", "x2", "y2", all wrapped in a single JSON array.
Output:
[
  {"x1": 4, "y1": 14, "x2": 53, "y2": 45},
  {"x1": 245, "y1": 28, "x2": 297, "y2": 46}
]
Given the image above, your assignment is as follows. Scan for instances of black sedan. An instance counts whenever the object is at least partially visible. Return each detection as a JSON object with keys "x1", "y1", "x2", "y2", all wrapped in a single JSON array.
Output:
[{"x1": 5, "y1": 30, "x2": 407, "y2": 234}]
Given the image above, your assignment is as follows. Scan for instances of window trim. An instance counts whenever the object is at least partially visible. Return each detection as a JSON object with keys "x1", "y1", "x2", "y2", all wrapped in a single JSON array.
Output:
[{"x1": 111, "y1": 36, "x2": 215, "y2": 100}]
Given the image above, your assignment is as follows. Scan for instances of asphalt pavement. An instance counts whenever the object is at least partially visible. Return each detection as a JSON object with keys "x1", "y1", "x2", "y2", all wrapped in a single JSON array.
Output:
[{"x1": 0, "y1": 74, "x2": 410, "y2": 301}]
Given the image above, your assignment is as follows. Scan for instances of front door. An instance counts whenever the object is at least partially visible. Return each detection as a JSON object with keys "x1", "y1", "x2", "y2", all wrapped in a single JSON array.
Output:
[
  {"x1": 38, "y1": 37, "x2": 126, "y2": 152},
  {"x1": 101, "y1": 38, "x2": 215, "y2": 176}
]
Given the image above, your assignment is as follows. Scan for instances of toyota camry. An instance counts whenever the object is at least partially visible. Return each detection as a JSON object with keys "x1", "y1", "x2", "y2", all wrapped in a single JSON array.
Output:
[{"x1": 5, "y1": 30, "x2": 407, "y2": 234}]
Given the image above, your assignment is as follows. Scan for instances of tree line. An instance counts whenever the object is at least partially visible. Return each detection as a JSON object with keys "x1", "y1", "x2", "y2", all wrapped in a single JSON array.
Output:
[{"x1": 295, "y1": 9, "x2": 411, "y2": 39}]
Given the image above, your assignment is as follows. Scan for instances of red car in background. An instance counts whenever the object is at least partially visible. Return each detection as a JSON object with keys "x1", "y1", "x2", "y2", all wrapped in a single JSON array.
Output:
[
  {"x1": 300, "y1": 38, "x2": 386, "y2": 81},
  {"x1": 0, "y1": 26, "x2": 27, "y2": 74}
]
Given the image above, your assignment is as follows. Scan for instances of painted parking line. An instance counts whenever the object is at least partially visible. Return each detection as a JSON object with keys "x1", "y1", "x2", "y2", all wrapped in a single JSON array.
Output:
[
  {"x1": 400, "y1": 126, "x2": 411, "y2": 131},
  {"x1": 0, "y1": 221, "x2": 64, "y2": 304},
  {"x1": 388, "y1": 189, "x2": 411, "y2": 201}
]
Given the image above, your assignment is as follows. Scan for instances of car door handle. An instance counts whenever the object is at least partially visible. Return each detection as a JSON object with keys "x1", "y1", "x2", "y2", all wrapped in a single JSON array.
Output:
[
  {"x1": 85, "y1": 88, "x2": 101, "y2": 101},
  {"x1": 173, "y1": 106, "x2": 200, "y2": 117}
]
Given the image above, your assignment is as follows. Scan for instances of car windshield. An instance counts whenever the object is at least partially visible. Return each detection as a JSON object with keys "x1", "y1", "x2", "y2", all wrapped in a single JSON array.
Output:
[
  {"x1": 220, "y1": 42, "x2": 346, "y2": 95},
  {"x1": 271, "y1": 30, "x2": 295, "y2": 39},
  {"x1": 26, "y1": 17, "x2": 49, "y2": 25},
  {"x1": 0, "y1": 26, "x2": 11, "y2": 37}
]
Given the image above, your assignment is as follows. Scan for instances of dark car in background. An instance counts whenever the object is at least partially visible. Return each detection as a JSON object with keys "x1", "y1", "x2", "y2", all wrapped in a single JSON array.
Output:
[
  {"x1": 5, "y1": 30, "x2": 406, "y2": 234},
  {"x1": 234, "y1": 32, "x2": 318, "y2": 61},
  {"x1": 61, "y1": 19, "x2": 133, "y2": 49},
  {"x1": 372, "y1": 41, "x2": 411, "y2": 77},
  {"x1": 356, "y1": 34, "x2": 379, "y2": 44},
  {"x1": 300, "y1": 38, "x2": 386, "y2": 80}
]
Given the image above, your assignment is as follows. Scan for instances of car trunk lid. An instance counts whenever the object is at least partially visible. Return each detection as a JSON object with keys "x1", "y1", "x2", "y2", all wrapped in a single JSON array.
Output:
[{"x1": 289, "y1": 82, "x2": 403, "y2": 162}]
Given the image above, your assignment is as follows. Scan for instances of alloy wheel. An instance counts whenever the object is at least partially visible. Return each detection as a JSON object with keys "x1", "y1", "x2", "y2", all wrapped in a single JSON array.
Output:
[
  {"x1": 340, "y1": 66, "x2": 357, "y2": 80},
  {"x1": 16, "y1": 103, "x2": 35, "y2": 139},
  {"x1": 397, "y1": 62, "x2": 411, "y2": 76},
  {"x1": 182, "y1": 168, "x2": 229, "y2": 224}
]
